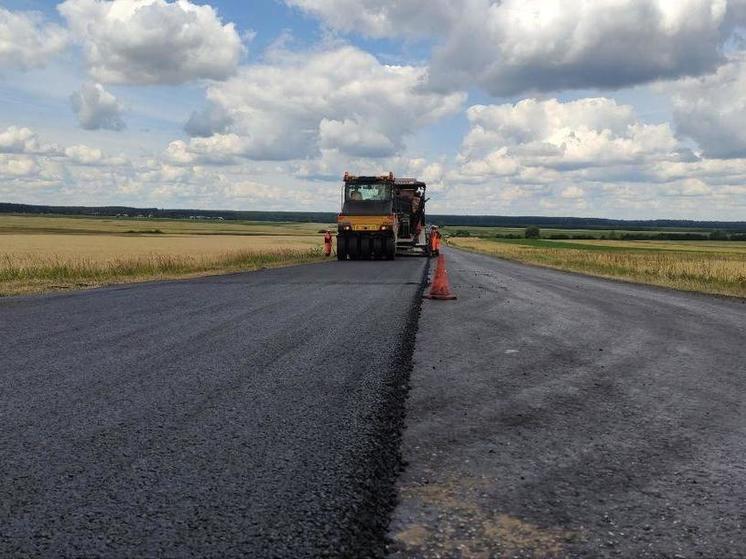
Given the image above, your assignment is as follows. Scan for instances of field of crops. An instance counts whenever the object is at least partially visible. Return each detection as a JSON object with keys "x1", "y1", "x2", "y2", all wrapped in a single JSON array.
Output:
[
  {"x1": 439, "y1": 225, "x2": 718, "y2": 239},
  {"x1": 0, "y1": 214, "x2": 332, "y2": 236},
  {"x1": 4, "y1": 213, "x2": 746, "y2": 298},
  {"x1": 0, "y1": 215, "x2": 333, "y2": 296},
  {"x1": 450, "y1": 237, "x2": 746, "y2": 297}
]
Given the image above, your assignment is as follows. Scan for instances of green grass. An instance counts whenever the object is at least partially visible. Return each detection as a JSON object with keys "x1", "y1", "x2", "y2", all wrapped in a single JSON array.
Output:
[
  {"x1": 440, "y1": 225, "x2": 732, "y2": 239},
  {"x1": 485, "y1": 238, "x2": 637, "y2": 251}
]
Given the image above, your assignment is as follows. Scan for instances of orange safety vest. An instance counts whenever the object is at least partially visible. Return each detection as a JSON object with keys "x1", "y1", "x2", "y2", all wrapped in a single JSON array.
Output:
[{"x1": 323, "y1": 232, "x2": 333, "y2": 255}]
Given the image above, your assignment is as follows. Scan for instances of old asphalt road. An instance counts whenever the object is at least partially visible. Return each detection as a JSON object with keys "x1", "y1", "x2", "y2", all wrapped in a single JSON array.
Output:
[
  {"x1": 0, "y1": 258, "x2": 427, "y2": 558},
  {"x1": 388, "y1": 247, "x2": 746, "y2": 558}
]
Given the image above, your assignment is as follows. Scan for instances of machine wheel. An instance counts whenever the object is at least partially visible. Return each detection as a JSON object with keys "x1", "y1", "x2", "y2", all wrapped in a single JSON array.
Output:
[
  {"x1": 348, "y1": 236, "x2": 360, "y2": 260},
  {"x1": 385, "y1": 237, "x2": 396, "y2": 260},
  {"x1": 360, "y1": 237, "x2": 372, "y2": 259},
  {"x1": 373, "y1": 237, "x2": 384, "y2": 259},
  {"x1": 337, "y1": 236, "x2": 347, "y2": 260}
]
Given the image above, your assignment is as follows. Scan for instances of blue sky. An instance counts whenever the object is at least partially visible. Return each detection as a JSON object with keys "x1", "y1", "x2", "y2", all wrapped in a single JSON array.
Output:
[{"x1": 1, "y1": 1, "x2": 746, "y2": 218}]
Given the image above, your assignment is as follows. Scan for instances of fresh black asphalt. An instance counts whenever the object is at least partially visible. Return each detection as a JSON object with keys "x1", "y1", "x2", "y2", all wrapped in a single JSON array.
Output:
[
  {"x1": 0, "y1": 259, "x2": 427, "y2": 558},
  {"x1": 388, "y1": 247, "x2": 746, "y2": 558}
]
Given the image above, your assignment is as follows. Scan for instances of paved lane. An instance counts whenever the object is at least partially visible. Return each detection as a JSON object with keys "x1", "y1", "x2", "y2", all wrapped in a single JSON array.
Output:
[
  {"x1": 389, "y1": 248, "x2": 746, "y2": 558},
  {"x1": 0, "y1": 259, "x2": 426, "y2": 557}
]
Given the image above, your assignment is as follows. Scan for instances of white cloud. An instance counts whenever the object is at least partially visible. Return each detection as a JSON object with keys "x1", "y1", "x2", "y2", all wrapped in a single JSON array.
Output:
[
  {"x1": 64, "y1": 144, "x2": 105, "y2": 165},
  {"x1": 0, "y1": 126, "x2": 60, "y2": 155},
  {"x1": 184, "y1": 104, "x2": 231, "y2": 137},
  {"x1": 458, "y1": 97, "x2": 679, "y2": 179},
  {"x1": 287, "y1": 0, "x2": 746, "y2": 95},
  {"x1": 187, "y1": 45, "x2": 464, "y2": 160},
  {"x1": 58, "y1": 0, "x2": 243, "y2": 85},
  {"x1": 670, "y1": 55, "x2": 746, "y2": 158},
  {"x1": 0, "y1": 155, "x2": 40, "y2": 177},
  {"x1": 318, "y1": 119, "x2": 396, "y2": 158},
  {"x1": 0, "y1": 127, "x2": 41, "y2": 154},
  {"x1": 560, "y1": 185, "x2": 584, "y2": 199},
  {"x1": 0, "y1": 7, "x2": 69, "y2": 70},
  {"x1": 423, "y1": 96, "x2": 746, "y2": 216},
  {"x1": 0, "y1": 126, "x2": 127, "y2": 168},
  {"x1": 70, "y1": 83, "x2": 126, "y2": 131},
  {"x1": 65, "y1": 144, "x2": 129, "y2": 166},
  {"x1": 650, "y1": 157, "x2": 746, "y2": 183},
  {"x1": 163, "y1": 134, "x2": 246, "y2": 165},
  {"x1": 662, "y1": 178, "x2": 712, "y2": 197}
]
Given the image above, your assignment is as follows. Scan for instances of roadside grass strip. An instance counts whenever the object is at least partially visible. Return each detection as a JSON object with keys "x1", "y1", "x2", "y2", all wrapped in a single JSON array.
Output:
[
  {"x1": 450, "y1": 237, "x2": 746, "y2": 298},
  {"x1": 0, "y1": 248, "x2": 325, "y2": 296}
]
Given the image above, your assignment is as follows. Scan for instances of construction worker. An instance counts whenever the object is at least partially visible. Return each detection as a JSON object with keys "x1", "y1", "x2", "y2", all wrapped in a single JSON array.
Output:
[
  {"x1": 323, "y1": 230, "x2": 333, "y2": 257},
  {"x1": 431, "y1": 225, "x2": 441, "y2": 256}
]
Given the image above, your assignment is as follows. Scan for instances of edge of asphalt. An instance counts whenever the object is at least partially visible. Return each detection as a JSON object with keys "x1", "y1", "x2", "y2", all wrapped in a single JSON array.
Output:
[
  {"x1": 2, "y1": 255, "x2": 433, "y2": 557},
  {"x1": 0, "y1": 258, "x2": 330, "y2": 301},
  {"x1": 354, "y1": 255, "x2": 432, "y2": 557}
]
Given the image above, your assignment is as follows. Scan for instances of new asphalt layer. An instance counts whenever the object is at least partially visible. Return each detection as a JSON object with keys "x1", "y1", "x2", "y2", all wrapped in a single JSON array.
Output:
[
  {"x1": 388, "y1": 247, "x2": 746, "y2": 558},
  {"x1": 0, "y1": 259, "x2": 427, "y2": 557},
  {"x1": 3, "y1": 248, "x2": 745, "y2": 558}
]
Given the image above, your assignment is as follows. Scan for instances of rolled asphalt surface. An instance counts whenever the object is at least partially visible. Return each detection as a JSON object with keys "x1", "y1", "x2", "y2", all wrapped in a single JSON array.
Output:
[{"x1": 0, "y1": 258, "x2": 426, "y2": 558}]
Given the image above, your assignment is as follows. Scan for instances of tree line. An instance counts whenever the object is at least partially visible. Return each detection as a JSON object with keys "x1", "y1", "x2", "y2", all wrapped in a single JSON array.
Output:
[{"x1": 2, "y1": 202, "x2": 745, "y2": 233}]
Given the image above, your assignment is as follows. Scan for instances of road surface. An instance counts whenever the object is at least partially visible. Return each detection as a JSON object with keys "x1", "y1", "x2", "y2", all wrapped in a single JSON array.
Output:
[
  {"x1": 388, "y1": 248, "x2": 746, "y2": 558},
  {"x1": 3, "y1": 248, "x2": 745, "y2": 558},
  {"x1": 0, "y1": 259, "x2": 427, "y2": 557}
]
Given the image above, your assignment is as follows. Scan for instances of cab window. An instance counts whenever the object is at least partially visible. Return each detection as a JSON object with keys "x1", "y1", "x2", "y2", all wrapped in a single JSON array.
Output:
[{"x1": 346, "y1": 184, "x2": 391, "y2": 202}]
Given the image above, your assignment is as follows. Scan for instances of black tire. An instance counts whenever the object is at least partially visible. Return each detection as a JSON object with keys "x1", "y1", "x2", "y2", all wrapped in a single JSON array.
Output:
[
  {"x1": 348, "y1": 236, "x2": 360, "y2": 260},
  {"x1": 385, "y1": 237, "x2": 396, "y2": 260},
  {"x1": 336, "y1": 236, "x2": 347, "y2": 260},
  {"x1": 360, "y1": 237, "x2": 372, "y2": 259},
  {"x1": 373, "y1": 237, "x2": 384, "y2": 259}
]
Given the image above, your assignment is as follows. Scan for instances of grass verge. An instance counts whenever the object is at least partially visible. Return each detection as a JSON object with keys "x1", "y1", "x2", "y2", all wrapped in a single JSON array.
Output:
[
  {"x1": 449, "y1": 237, "x2": 746, "y2": 298},
  {"x1": 0, "y1": 248, "x2": 325, "y2": 297}
]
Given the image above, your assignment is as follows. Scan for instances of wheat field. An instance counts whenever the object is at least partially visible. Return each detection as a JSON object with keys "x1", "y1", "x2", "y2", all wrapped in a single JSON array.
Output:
[
  {"x1": 0, "y1": 216, "x2": 332, "y2": 296},
  {"x1": 557, "y1": 239, "x2": 746, "y2": 254},
  {"x1": 450, "y1": 237, "x2": 746, "y2": 297}
]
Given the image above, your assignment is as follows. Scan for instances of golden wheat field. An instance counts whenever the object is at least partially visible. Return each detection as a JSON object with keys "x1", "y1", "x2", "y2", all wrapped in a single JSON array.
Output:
[
  {"x1": 0, "y1": 215, "x2": 333, "y2": 296},
  {"x1": 450, "y1": 237, "x2": 746, "y2": 298},
  {"x1": 0, "y1": 214, "x2": 331, "y2": 236},
  {"x1": 558, "y1": 239, "x2": 746, "y2": 254}
]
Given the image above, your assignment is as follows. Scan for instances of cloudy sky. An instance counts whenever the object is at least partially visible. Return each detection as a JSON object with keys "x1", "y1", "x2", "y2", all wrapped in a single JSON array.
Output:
[{"x1": 1, "y1": 0, "x2": 746, "y2": 218}]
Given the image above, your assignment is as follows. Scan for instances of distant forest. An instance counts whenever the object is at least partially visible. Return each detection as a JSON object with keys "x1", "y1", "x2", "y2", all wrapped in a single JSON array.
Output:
[{"x1": 2, "y1": 202, "x2": 745, "y2": 232}]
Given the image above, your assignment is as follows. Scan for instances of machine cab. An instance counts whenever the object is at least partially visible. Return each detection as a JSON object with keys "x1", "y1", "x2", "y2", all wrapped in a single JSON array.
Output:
[{"x1": 341, "y1": 175, "x2": 394, "y2": 216}]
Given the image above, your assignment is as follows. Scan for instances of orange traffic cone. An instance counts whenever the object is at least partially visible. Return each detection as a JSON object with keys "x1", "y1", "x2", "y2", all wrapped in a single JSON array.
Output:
[{"x1": 424, "y1": 254, "x2": 457, "y2": 300}]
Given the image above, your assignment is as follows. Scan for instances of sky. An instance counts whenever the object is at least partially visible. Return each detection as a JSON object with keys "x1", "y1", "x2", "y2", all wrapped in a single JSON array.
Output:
[{"x1": 1, "y1": 1, "x2": 746, "y2": 219}]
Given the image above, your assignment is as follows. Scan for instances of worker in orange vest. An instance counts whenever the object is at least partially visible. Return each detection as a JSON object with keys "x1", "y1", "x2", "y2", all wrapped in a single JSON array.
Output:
[
  {"x1": 430, "y1": 225, "x2": 441, "y2": 256},
  {"x1": 323, "y1": 230, "x2": 333, "y2": 256}
]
